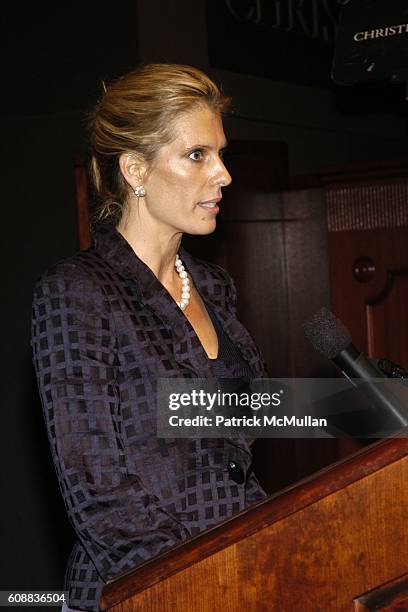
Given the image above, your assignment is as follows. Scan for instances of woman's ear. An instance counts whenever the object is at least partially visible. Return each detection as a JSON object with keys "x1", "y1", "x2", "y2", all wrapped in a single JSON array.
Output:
[{"x1": 119, "y1": 152, "x2": 148, "y2": 191}]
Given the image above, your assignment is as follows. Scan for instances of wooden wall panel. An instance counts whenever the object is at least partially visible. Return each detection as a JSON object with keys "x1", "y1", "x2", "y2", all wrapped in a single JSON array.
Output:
[
  {"x1": 186, "y1": 188, "x2": 333, "y2": 379},
  {"x1": 328, "y1": 218, "x2": 408, "y2": 369}
]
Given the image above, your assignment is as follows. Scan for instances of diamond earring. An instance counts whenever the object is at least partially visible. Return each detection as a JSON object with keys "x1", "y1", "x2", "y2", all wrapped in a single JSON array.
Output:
[{"x1": 134, "y1": 185, "x2": 146, "y2": 197}]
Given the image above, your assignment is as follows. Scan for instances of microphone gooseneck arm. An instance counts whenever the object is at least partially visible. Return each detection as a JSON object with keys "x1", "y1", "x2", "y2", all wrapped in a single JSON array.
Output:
[{"x1": 333, "y1": 344, "x2": 408, "y2": 428}]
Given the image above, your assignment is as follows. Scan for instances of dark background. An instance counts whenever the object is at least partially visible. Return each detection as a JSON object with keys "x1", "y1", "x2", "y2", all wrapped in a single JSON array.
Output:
[{"x1": 1, "y1": 0, "x2": 407, "y2": 609}]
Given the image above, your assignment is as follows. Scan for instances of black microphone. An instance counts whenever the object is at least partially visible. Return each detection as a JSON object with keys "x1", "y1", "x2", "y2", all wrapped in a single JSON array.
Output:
[{"x1": 303, "y1": 307, "x2": 408, "y2": 430}]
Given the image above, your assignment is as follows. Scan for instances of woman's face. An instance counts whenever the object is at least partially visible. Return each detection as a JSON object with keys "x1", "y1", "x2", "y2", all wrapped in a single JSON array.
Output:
[{"x1": 140, "y1": 105, "x2": 232, "y2": 237}]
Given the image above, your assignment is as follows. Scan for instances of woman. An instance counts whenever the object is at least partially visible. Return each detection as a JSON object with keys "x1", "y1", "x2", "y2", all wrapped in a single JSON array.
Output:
[{"x1": 31, "y1": 64, "x2": 267, "y2": 612}]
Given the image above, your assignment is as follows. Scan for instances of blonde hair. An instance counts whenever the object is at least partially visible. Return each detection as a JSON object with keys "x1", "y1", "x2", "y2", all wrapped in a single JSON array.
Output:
[{"x1": 88, "y1": 63, "x2": 231, "y2": 225}]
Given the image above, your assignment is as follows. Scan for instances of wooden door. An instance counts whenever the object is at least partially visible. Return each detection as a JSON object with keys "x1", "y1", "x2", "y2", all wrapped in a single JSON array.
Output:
[{"x1": 325, "y1": 163, "x2": 408, "y2": 369}]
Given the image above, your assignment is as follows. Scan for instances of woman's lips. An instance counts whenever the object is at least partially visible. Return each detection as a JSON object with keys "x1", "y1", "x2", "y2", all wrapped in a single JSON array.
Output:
[{"x1": 197, "y1": 199, "x2": 221, "y2": 214}]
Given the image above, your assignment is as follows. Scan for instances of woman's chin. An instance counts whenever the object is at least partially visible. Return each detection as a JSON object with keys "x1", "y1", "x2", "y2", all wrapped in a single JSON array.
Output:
[
  {"x1": 181, "y1": 219, "x2": 217, "y2": 236},
  {"x1": 195, "y1": 221, "x2": 217, "y2": 236}
]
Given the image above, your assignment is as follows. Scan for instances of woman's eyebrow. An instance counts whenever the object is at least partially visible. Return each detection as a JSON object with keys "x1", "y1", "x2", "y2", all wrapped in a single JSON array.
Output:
[{"x1": 183, "y1": 142, "x2": 228, "y2": 151}]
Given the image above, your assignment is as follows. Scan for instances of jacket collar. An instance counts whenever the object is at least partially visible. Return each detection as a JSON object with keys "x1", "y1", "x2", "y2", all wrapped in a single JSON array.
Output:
[
  {"x1": 91, "y1": 223, "x2": 265, "y2": 378},
  {"x1": 92, "y1": 224, "x2": 225, "y2": 301},
  {"x1": 91, "y1": 223, "x2": 235, "y2": 315}
]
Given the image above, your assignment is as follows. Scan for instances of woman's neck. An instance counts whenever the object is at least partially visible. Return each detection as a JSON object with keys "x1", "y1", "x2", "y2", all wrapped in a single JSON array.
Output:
[{"x1": 117, "y1": 215, "x2": 183, "y2": 287}]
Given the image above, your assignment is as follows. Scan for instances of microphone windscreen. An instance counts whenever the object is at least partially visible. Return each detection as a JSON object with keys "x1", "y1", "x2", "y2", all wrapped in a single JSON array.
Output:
[{"x1": 303, "y1": 307, "x2": 352, "y2": 359}]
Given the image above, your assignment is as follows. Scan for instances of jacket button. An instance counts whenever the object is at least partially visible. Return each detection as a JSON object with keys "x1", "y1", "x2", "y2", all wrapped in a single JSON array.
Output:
[{"x1": 227, "y1": 460, "x2": 245, "y2": 484}]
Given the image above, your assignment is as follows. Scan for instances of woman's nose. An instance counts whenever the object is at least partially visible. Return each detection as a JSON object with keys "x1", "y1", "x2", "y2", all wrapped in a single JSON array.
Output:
[{"x1": 213, "y1": 158, "x2": 232, "y2": 188}]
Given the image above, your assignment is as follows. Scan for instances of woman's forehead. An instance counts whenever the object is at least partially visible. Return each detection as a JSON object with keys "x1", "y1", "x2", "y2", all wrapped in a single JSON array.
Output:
[{"x1": 169, "y1": 106, "x2": 227, "y2": 148}]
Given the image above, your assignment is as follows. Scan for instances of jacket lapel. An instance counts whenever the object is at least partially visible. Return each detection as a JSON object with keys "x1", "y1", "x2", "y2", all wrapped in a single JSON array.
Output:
[
  {"x1": 92, "y1": 224, "x2": 213, "y2": 376},
  {"x1": 92, "y1": 224, "x2": 265, "y2": 378}
]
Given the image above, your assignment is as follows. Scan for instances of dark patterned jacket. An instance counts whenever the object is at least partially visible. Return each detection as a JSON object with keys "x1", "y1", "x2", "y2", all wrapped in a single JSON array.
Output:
[{"x1": 31, "y1": 223, "x2": 267, "y2": 611}]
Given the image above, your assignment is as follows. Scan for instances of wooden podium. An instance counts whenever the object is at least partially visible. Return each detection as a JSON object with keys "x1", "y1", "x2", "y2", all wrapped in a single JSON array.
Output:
[{"x1": 100, "y1": 435, "x2": 407, "y2": 612}]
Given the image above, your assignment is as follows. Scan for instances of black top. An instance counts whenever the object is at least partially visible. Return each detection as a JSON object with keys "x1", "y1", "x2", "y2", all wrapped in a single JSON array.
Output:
[
  {"x1": 206, "y1": 303, "x2": 253, "y2": 409},
  {"x1": 207, "y1": 303, "x2": 253, "y2": 379}
]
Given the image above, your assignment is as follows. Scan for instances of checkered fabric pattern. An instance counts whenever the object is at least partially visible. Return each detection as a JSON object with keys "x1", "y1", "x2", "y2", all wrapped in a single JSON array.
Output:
[{"x1": 31, "y1": 223, "x2": 268, "y2": 611}]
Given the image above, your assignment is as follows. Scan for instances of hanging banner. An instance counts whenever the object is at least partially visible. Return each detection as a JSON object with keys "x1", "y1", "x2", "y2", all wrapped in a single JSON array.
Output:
[{"x1": 206, "y1": 0, "x2": 340, "y2": 87}]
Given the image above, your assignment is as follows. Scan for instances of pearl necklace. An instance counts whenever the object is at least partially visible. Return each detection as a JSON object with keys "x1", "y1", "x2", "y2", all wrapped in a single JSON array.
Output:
[{"x1": 175, "y1": 254, "x2": 190, "y2": 310}]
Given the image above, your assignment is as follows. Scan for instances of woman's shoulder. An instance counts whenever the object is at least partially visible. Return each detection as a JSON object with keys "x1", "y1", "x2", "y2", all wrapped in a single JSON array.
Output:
[
  {"x1": 33, "y1": 247, "x2": 110, "y2": 300},
  {"x1": 31, "y1": 249, "x2": 116, "y2": 344}
]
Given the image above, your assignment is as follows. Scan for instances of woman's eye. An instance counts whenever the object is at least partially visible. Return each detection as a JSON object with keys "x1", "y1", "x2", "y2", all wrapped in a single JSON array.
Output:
[{"x1": 188, "y1": 149, "x2": 203, "y2": 161}]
